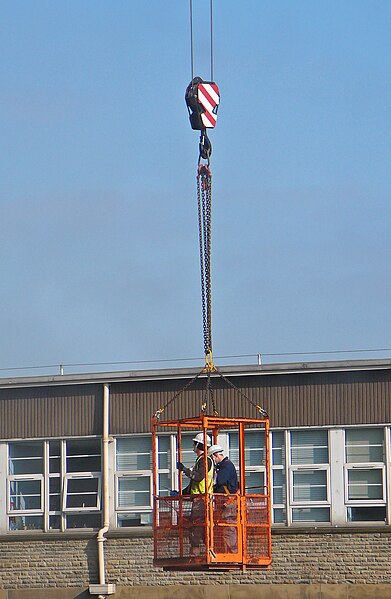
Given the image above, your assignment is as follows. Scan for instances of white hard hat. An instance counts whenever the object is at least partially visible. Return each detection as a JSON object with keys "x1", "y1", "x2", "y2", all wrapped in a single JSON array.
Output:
[
  {"x1": 208, "y1": 444, "x2": 224, "y2": 456},
  {"x1": 192, "y1": 432, "x2": 211, "y2": 447}
]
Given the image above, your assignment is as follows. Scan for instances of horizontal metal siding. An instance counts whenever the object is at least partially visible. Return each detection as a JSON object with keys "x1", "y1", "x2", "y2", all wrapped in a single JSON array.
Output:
[
  {"x1": 0, "y1": 369, "x2": 389, "y2": 439},
  {"x1": 110, "y1": 370, "x2": 391, "y2": 434},
  {"x1": 0, "y1": 384, "x2": 103, "y2": 439}
]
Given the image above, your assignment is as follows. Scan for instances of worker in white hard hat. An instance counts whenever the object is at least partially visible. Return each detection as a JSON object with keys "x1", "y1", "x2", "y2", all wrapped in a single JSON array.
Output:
[
  {"x1": 177, "y1": 432, "x2": 213, "y2": 556},
  {"x1": 177, "y1": 432, "x2": 213, "y2": 495},
  {"x1": 208, "y1": 443, "x2": 239, "y2": 554},
  {"x1": 208, "y1": 444, "x2": 238, "y2": 494}
]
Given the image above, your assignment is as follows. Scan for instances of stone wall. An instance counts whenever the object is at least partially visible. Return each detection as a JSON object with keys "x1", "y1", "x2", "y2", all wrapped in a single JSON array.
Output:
[
  {"x1": 105, "y1": 531, "x2": 391, "y2": 586},
  {"x1": 0, "y1": 529, "x2": 390, "y2": 595}
]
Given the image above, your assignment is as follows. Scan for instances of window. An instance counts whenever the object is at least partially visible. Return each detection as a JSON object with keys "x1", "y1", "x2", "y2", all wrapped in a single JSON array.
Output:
[
  {"x1": 271, "y1": 431, "x2": 286, "y2": 524},
  {"x1": 8, "y1": 442, "x2": 44, "y2": 530},
  {"x1": 63, "y1": 439, "x2": 101, "y2": 529},
  {"x1": 8, "y1": 426, "x2": 385, "y2": 533},
  {"x1": 345, "y1": 428, "x2": 386, "y2": 523},
  {"x1": 229, "y1": 429, "x2": 266, "y2": 494},
  {"x1": 7, "y1": 439, "x2": 102, "y2": 531},
  {"x1": 116, "y1": 436, "x2": 155, "y2": 527},
  {"x1": 48, "y1": 440, "x2": 61, "y2": 529},
  {"x1": 64, "y1": 476, "x2": 101, "y2": 509},
  {"x1": 157, "y1": 435, "x2": 171, "y2": 496},
  {"x1": 179, "y1": 433, "x2": 199, "y2": 469},
  {"x1": 289, "y1": 430, "x2": 330, "y2": 523}
]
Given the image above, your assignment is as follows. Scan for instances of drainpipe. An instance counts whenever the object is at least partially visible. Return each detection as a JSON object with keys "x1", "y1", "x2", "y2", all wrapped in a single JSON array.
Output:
[{"x1": 89, "y1": 383, "x2": 116, "y2": 597}]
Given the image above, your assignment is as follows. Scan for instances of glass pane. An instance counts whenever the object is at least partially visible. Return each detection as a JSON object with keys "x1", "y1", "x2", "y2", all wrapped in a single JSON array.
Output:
[
  {"x1": 158, "y1": 436, "x2": 170, "y2": 470},
  {"x1": 49, "y1": 515, "x2": 61, "y2": 530},
  {"x1": 9, "y1": 442, "x2": 43, "y2": 458},
  {"x1": 292, "y1": 507, "x2": 330, "y2": 523},
  {"x1": 66, "y1": 478, "x2": 99, "y2": 508},
  {"x1": 291, "y1": 430, "x2": 328, "y2": 465},
  {"x1": 9, "y1": 515, "x2": 43, "y2": 531},
  {"x1": 118, "y1": 476, "x2": 150, "y2": 508},
  {"x1": 49, "y1": 477, "x2": 61, "y2": 511},
  {"x1": 158, "y1": 473, "x2": 171, "y2": 495},
  {"x1": 180, "y1": 434, "x2": 198, "y2": 469},
  {"x1": 347, "y1": 469, "x2": 383, "y2": 500},
  {"x1": 10, "y1": 480, "x2": 41, "y2": 510},
  {"x1": 245, "y1": 470, "x2": 265, "y2": 493},
  {"x1": 273, "y1": 469, "x2": 286, "y2": 504},
  {"x1": 49, "y1": 494, "x2": 61, "y2": 511},
  {"x1": 272, "y1": 431, "x2": 285, "y2": 466},
  {"x1": 293, "y1": 470, "x2": 327, "y2": 502},
  {"x1": 229, "y1": 430, "x2": 265, "y2": 469},
  {"x1": 246, "y1": 447, "x2": 263, "y2": 467},
  {"x1": 117, "y1": 437, "x2": 151, "y2": 470},
  {"x1": 66, "y1": 439, "x2": 101, "y2": 473},
  {"x1": 229, "y1": 433, "x2": 239, "y2": 468},
  {"x1": 347, "y1": 506, "x2": 386, "y2": 522},
  {"x1": 346, "y1": 429, "x2": 384, "y2": 463},
  {"x1": 245, "y1": 432, "x2": 265, "y2": 467},
  {"x1": 9, "y1": 442, "x2": 44, "y2": 475},
  {"x1": 49, "y1": 441, "x2": 61, "y2": 474},
  {"x1": 66, "y1": 513, "x2": 101, "y2": 529},
  {"x1": 273, "y1": 508, "x2": 286, "y2": 524},
  {"x1": 117, "y1": 512, "x2": 152, "y2": 527},
  {"x1": 49, "y1": 457, "x2": 61, "y2": 474}
]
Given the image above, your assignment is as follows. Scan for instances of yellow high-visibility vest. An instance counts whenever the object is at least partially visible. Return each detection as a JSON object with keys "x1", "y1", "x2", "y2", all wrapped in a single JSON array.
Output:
[{"x1": 191, "y1": 454, "x2": 214, "y2": 494}]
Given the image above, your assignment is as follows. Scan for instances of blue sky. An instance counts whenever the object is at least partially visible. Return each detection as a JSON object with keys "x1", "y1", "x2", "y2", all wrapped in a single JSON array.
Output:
[{"x1": 1, "y1": 1, "x2": 390, "y2": 374}]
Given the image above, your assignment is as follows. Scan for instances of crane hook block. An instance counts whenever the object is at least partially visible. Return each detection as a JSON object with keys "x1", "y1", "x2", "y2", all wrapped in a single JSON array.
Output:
[{"x1": 185, "y1": 77, "x2": 220, "y2": 131}]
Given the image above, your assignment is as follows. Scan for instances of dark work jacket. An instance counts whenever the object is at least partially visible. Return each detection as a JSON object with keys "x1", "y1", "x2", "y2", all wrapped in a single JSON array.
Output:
[{"x1": 214, "y1": 457, "x2": 238, "y2": 494}]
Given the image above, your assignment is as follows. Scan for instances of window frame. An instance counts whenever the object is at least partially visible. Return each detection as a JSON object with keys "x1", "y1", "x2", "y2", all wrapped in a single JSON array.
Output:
[
  {"x1": 115, "y1": 471, "x2": 153, "y2": 513},
  {"x1": 287, "y1": 429, "x2": 331, "y2": 524},
  {"x1": 114, "y1": 435, "x2": 158, "y2": 525},
  {"x1": 7, "y1": 474, "x2": 44, "y2": 514},
  {"x1": 62, "y1": 473, "x2": 102, "y2": 512},
  {"x1": 6, "y1": 438, "x2": 102, "y2": 532},
  {"x1": 227, "y1": 429, "x2": 267, "y2": 495},
  {"x1": 344, "y1": 427, "x2": 387, "y2": 511},
  {"x1": 270, "y1": 430, "x2": 287, "y2": 525},
  {"x1": 289, "y1": 465, "x2": 330, "y2": 506},
  {"x1": 344, "y1": 464, "x2": 386, "y2": 504}
]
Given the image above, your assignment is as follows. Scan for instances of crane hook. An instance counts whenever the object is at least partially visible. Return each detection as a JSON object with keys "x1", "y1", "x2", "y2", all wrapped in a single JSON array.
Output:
[{"x1": 199, "y1": 130, "x2": 212, "y2": 163}]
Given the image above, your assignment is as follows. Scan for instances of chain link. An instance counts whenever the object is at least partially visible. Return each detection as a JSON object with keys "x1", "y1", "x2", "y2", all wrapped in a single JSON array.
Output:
[{"x1": 197, "y1": 165, "x2": 212, "y2": 358}]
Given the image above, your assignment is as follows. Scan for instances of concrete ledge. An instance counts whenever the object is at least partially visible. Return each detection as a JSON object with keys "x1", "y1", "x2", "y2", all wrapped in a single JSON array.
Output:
[
  {"x1": 1, "y1": 524, "x2": 391, "y2": 542},
  {"x1": 2, "y1": 586, "x2": 391, "y2": 599},
  {"x1": 114, "y1": 587, "x2": 391, "y2": 599},
  {"x1": 7, "y1": 590, "x2": 90, "y2": 599}
]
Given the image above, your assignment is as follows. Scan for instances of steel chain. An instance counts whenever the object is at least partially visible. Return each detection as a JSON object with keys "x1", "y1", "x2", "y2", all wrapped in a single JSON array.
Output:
[
  {"x1": 197, "y1": 166, "x2": 213, "y2": 357},
  {"x1": 205, "y1": 173, "x2": 212, "y2": 356},
  {"x1": 197, "y1": 172, "x2": 207, "y2": 355}
]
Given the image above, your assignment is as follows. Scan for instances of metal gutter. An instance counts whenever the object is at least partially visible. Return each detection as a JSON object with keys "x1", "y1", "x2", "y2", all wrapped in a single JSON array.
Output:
[{"x1": 0, "y1": 358, "x2": 390, "y2": 390}]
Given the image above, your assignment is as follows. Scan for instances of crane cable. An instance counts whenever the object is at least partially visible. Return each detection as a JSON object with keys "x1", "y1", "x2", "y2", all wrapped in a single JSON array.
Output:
[
  {"x1": 189, "y1": 0, "x2": 214, "y2": 82},
  {"x1": 189, "y1": 0, "x2": 216, "y2": 372},
  {"x1": 153, "y1": 1, "x2": 268, "y2": 420}
]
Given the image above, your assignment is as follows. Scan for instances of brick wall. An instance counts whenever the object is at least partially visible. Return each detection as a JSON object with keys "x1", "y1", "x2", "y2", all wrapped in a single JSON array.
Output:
[{"x1": 0, "y1": 529, "x2": 390, "y2": 590}]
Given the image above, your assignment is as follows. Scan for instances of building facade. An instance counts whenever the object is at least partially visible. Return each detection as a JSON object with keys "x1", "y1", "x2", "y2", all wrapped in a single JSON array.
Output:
[{"x1": 0, "y1": 358, "x2": 390, "y2": 598}]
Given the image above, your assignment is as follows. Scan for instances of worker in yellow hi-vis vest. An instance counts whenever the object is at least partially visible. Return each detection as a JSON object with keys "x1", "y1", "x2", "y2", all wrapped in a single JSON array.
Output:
[{"x1": 177, "y1": 432, "x2": 213, "y2": 555}]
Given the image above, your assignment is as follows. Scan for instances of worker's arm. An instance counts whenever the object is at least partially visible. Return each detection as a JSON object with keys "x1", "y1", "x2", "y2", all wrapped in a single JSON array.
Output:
[
  {"x1": 177, "y1": 456, "x2": 210, "y2": 482},
  {"x1": 177, "y1": 461, "x2": 202, "y2": 482}
]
